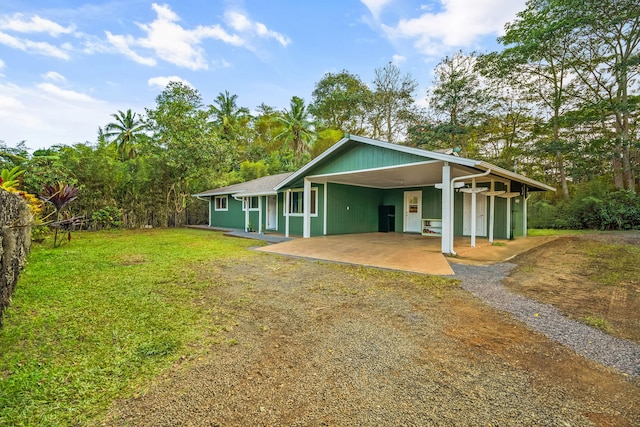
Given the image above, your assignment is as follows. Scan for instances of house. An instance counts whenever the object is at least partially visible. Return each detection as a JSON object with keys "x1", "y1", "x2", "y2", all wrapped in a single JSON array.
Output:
[{"x1": 193, "y1": 135, "x2": 555, "y2": 255}]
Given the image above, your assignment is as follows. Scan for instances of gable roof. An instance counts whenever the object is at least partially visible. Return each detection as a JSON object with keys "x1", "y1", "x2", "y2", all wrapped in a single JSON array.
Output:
[
  {"x1": 275, "y1": 134, "x2": 555, "y2": 192},
  {"x1": 193, "y1": 172, "x2": 294, "y2": 198}
]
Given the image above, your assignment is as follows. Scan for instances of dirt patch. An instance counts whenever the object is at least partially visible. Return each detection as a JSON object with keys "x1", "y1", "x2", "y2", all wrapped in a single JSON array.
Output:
[
  {"x1": 102, "y1": 247, "x2": 640, "y2": 426},
  {"x1": 504, "y1": 232, "x2": 640, "y2": 344}
]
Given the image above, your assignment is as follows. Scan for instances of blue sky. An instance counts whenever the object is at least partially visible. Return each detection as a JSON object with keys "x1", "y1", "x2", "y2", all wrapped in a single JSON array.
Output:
[{"x1": 0, "y1": 0, "x2": 526, "y2": 150}]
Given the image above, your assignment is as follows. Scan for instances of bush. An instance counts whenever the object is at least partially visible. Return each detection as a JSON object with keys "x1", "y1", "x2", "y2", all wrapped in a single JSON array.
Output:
[{"x1": 91, "y1": 206, "x2": 123, "y2": 229}]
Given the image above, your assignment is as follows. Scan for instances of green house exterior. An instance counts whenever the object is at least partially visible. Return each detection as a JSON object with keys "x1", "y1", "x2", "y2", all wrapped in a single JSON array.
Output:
[{"x1": 194, "y1": 135, "x2": 554, "y2": 255}]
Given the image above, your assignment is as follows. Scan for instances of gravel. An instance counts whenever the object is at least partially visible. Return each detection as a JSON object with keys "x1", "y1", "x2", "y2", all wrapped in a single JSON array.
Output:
[{"x1": 451, "y1": 262, "x2": 640, "y2": 377}]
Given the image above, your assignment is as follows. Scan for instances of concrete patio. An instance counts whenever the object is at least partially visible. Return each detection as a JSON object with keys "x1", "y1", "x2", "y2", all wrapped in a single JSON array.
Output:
[{"x1": 254, "y1": 232, "x2": 557, "y2": 276}]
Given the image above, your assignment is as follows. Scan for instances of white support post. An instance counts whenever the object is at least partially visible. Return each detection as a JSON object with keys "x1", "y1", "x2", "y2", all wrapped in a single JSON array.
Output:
[
  {"x1": 489, "y1": 180, "x2": 495, "y2": 243},
  {"x1": 323, "y1": 183, "x2": 328, "y2": 235},
  {"x1": 506, "y1": 182, "x2": 511, "y2": 240},
  {"x1": 303, "y1": 179, "x2": 311, "y2": 238},
  {"x1": 523, "y1": 193, "x2": 529, "y2": 237},
  {"x1": 258, "y1": 196, "x2": 263, "y2": 234},
  {"x1": 440, "y1": 163, "x2": 451, "y2": 254},
  {"x1": 470, "y1": 178, "x2": 477, "y2": 247},
  {"x1": 244, "y1": 197, "x2": 249, "y2": 232},
  {"x1": 285, "y1": 190, "x2": 290, "y2": 238}
]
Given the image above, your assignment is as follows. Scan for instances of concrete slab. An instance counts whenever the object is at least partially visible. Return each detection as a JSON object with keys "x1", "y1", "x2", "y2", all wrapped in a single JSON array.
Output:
[{"x1": 256, "y1": 233, "x2": 454, "y2": 275}]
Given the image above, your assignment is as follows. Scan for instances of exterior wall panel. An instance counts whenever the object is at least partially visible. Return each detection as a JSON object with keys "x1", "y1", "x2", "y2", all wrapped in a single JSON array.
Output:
[
  {"x1": 326, "y1": 183, "x2": 382, "y2": 234},
  {"x1": 313, "y1": 144, "x2": 429, "y2": 176},
  {"x1": 209, "y1": 196, "x2": 245, "y2": 229}
]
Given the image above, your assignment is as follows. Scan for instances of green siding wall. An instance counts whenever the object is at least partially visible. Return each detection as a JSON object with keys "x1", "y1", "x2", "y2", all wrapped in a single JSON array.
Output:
[
  {"x1": 209, "y1": 196, "x2": 245, "y2": 229},
  {"x1": 326, "y1": 183, "x2": 382, "y2": 234},
  {"x1": 312, "y1": 144, "x2": 429, "y2": 175}
]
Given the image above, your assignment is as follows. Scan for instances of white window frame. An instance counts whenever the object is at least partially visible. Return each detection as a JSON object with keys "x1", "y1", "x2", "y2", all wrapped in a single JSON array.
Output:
[
  {"x1": 242, "y1": 196, "x2": 260, "y2": 211},
  {"x1": 287, "y1": 188, "x2": 318, "y2": 217},
  {"x1": 214, "y1": 195, "x2": 228, "y2": 211}
]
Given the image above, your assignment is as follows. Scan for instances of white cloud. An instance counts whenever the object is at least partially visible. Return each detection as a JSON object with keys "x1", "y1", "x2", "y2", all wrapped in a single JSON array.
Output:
[
  {"x1": 106, "y1": 3, "x2": 244, "y2": 70},
  {"x1": 0, "y1": 31, "x2": 71, "y2": 59},
  {"x1": 0, "y1": 81, "x2": 123, "y2": 149},
  {"x1": 360, "y1": 0, "x2": 394, "y2": 19},
  {"x1": 105, "y1": 31, "x2": 157, "y2": 66},
  {"x1": 392, "y1": 54, "x2": 406, "y2": 65},
  {"x1": 36, "y1": 82, "x2": 96, "y2": 103},
  {"x1": 0, "y1": 13, "x2": 75, "y2": 37},
  {"x1": 106, "y1": 3, "x2": 289, "y2": 70},
  {"x1": 148, "y1": 75, "x2": 192, "y2": 89},
  {"x1": 42, "y1": 71, "x2": 66, "y2": 82},
  {"x1": 0, "y1": 58, "x2": 5, "y2": 76},
  {"x1": 381, "y1": 0, "x2": 527, "y2": 55},
  {"x1": 224, "y1": 11, "x2": 291, "y2": 46}
]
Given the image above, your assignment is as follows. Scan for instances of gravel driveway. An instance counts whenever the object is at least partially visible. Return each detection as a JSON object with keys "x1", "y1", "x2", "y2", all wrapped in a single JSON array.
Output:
[{"x1": 103, "y1": 255, "x2": 640, "y2": 426}]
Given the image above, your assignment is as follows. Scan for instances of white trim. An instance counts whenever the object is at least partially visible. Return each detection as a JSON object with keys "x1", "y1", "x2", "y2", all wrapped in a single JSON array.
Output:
[
  {"x1": 266, "y1": 195, "x2": 278, "y2": 231},
  {"x1": 303, "y1": 179, "x2": 311, "y2": 238},
  {"x1": 258, "y1": 195, "x2": 263, "y2": 234},
  {"x1": 275, "y1": 135, "x2": 477, "y2": 191},
  {"x1": 403, "y1": 190, "x2": 422, "y2": 233},
  {"x1": 305, "y1": 159, "x2": 440, "y2": 182},
  {"x1": 323, "y1": 183, "x2": 328, "y2": 235},
  {"x1": 242, "y1": 196, "x2": 260, "y2": 211},
  {"x1": 440, "y1": 163, "x2": 451, "y2": 253},
  {"x1": 214, "y1": 195, "x2": 228, "y2": 211},
  {"x1": 285, "y1": 190, "x2": 290, "y2": 238},
  {"x1": 286, "y1": 187, "x2": 318, "y2": 217}
]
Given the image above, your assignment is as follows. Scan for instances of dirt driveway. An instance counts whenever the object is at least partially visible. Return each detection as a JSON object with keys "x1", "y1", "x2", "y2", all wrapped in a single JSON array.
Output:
[{"x1": 103, "y1": 235, "x2": 640, "y2": 427}]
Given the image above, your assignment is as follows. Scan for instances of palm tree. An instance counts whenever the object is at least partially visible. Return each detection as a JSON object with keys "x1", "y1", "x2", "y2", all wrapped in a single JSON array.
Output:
[
  {"x1": 209, "y1": 91, "x2": 251, "y2": 141},
  {"x1": 275, "y1": 96, "x2": 316, "y2": 161},
  {"x1": 104, "y1": 109, "x2": 146, "y2": 161}
]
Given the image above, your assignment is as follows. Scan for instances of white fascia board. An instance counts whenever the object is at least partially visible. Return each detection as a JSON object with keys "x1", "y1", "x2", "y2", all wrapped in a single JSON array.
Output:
[
  {"x1": 237, "y1": 191, "x2": 278, "y2": 197},
  {"x1": 275, "y1": 135, "x2": 478, "y2": 190},
  {"x1": 305, "y1": 159, "x2": 440, "y2": 181},
  {"x1": 275, "y1": 136, "x2": 351, "y2": 190},
  {"x1": 476, "y1": 161, "x2": 556, "y2": 192}
]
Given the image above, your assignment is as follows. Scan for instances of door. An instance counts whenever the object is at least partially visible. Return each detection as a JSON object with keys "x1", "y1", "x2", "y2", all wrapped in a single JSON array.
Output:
[
  {"x1": 463, "y1": 193, "x2": 487, "y2": 236},
  {"x1": 266, "y1": 195, "x2": 277, "y2": 230},
  {"x1": 403, "y1": 191, "x2": 422, "y2": 233}
]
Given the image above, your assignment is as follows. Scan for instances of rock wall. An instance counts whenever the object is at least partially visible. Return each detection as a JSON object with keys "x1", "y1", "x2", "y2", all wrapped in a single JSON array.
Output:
[{"x1": 0, "y1": 189, "x2": 32, "y2": 327}]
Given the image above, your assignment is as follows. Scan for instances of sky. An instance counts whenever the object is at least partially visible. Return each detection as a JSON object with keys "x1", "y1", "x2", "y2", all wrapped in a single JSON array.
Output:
[{"x1": 0, "y1": 0, "x2": 527, "y2": 151}]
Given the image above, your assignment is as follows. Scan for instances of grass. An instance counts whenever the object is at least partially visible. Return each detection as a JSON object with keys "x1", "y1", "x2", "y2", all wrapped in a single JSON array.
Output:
[
  {"x1": 527, "y1": 229, "x2": 591, "y2": 236},
  {"x1": 581, "y1": 316, "x2": 609, "y2": 331},
  {"x1": 586, "y1": 242, "x2": 640, "y2": 287},
  {"x1": 0, "y1": 228, "x2": 260, "y2": 427}
]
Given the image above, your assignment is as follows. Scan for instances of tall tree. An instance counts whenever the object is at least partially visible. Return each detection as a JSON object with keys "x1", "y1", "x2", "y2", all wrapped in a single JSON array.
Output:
[
  {"x1": 104, "y1": 109, "x2": 146, "y2": 161},
  {"x1": 561, "y1": 0, "x2": 640, "y2": 191},
  {"x1": 428, "y1": 51, "x2": 488, "y2": 156},
  {"x1": 209, "y1": 91, "x2": 251, "y2": 142},
  {"x1": 492, "y1": 1, "x2": 578, "y2": 198},
  {"x1": 369, "y1": 63, "x2": 420, "y2": 143},
  {"x1": 310, "y1": 70, "x2": 372, "y2": 135},
  {"x1": 275, "y1": 96, "x2": 316, "y2": 163}
]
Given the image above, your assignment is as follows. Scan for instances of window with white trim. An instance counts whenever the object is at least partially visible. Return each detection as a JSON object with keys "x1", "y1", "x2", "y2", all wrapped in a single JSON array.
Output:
[
  {"x1": 242, "y1": 196, "x2": 259, "y2": 211},
  {"x1": 288, "y1": 188, "x2": 317, "y2": 216},
  {"x1": 214, "y1": 195, "x2": 228, "y2": 211}
]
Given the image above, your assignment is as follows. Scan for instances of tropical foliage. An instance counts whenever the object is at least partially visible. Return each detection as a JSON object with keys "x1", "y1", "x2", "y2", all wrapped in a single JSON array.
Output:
[{"x1": 0, "y1": 0, "x2": 638, "y2": 232}]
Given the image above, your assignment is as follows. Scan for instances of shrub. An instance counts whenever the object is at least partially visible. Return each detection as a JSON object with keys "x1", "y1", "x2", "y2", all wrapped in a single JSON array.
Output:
[{"x1": 91, "y1": 206, "x2": 123, "y2": 229}]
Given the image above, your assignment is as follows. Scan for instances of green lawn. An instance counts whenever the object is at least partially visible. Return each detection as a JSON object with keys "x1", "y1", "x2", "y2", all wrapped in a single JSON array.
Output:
[{"x1": 0, "y1": 228, "x2": 260, "y2": 427}]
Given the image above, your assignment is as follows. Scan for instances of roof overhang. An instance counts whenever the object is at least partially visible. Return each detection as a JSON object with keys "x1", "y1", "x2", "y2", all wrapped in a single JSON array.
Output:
[{"x1": 276, "y1": 135, "x2": 555, "y2": 192}]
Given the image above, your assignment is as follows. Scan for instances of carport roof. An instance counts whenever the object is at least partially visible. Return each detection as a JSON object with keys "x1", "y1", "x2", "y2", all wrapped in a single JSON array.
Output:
[{"x1": 275, "y1": 135, "x2": 555, "y2": 192}]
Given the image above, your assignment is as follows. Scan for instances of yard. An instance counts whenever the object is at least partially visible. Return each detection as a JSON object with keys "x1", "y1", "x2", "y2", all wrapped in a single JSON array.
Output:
[{"x1": 1, "y1": 228, "x2": 638, "y2": 426}]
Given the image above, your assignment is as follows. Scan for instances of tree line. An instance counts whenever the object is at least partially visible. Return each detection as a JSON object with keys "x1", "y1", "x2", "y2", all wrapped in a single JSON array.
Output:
[{"x1": 1, "y1": 0, "x2": 638, "y2": 231}]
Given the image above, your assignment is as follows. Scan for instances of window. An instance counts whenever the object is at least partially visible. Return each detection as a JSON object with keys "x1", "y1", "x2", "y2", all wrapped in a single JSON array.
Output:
[
  {"x1": 242, "y1": 196, "x2": 259, "y2": 211},
  {"x1": 287, "y1": 188, "x2": 317, "y2": 216},
  {"x1": 214, "y1": 195, "x2": 228, "y2": 211}
]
